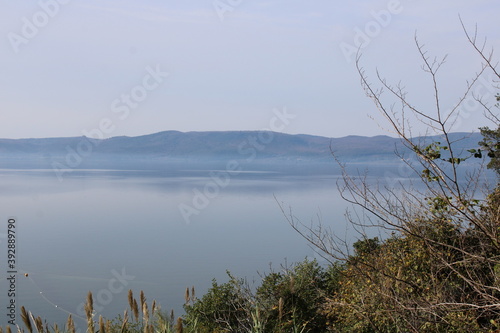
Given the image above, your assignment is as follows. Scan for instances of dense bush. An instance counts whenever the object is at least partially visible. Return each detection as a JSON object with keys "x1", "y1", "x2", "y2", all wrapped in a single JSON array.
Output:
[{"x1": 182, "y1": 260, "x2": 340, "y2": 333}]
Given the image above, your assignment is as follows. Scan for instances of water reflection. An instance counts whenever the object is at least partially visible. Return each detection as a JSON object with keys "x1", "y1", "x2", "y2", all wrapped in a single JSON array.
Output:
[{"x1": 0, "y1": 169, "x2": 344, "y2": 327}]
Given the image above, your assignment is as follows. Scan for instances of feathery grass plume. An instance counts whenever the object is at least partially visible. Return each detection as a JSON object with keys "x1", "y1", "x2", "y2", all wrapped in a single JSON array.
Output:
[
  {"x1": 0, "y1": 326, "x2": 3, "y2": 333},
  {"x1": 86, "y1": 291, "x2": 94, "y2": 314},
  {"x1": 120, "y1": 311, "x2": 129, "y2": 333},
  {"x1": 175, "y1": 318, "x2": 183, "y2": 333},
  {"x1": 99, "y1": 316, "x2": 105, "y2": 333},
  {"x1": 170, "y1": 310, "x2": 175, "y2": 327},
  {"x1": 142, "y1": 302, "x2": 150, "y2": 331},
  {"x1": 66, "y1": 315, "x2": 75, "y2": 333},
  {"x1": 28, "y1": 313, "x2": 39, "y2": 333},
  {"x1": 151, "y1": 300, "x2": 156, "y2": 316},
  {"x1": 53, "y1": 324, "x2": 60, "y2": 333},
  {"x1": 290, "y1": 275, "x2": 295, "y2": 294},
  {"x1": 191, "y1": 286, "x2": 195, "y2": 301},
  {"x1": 6, "y1": 325, "x2": 11, "y2": 333},
  {"x1": 105, "y1": 319, "x2": 111, "y2": 333},
  {"x1": 140, "y1": 290, "x2": 146, "y2": 309},
  {"x1": 278, "y1": 297, "x2": 284, "y2": 322},
  {"x1": 84, "y1": 292, "x2": 95, "y2": 333},
  {"x1": 34, "y1": 317, "x2": 43, "y2": 333},
  {"x1": 143, "y1": 301, "x2": 150, "y2": 321},
  {"x1": 132, "y1": 299, "x2": 139, "y2": 322},
  {"x1": 127, "y1": 290, "x2": 134, "y2": 314},
  {"x1": 20, "y1": 306, "x2": 33, "y2": 333},
  {"x1": 184, "y1": 287, "x2": 189, "y2": 304}
]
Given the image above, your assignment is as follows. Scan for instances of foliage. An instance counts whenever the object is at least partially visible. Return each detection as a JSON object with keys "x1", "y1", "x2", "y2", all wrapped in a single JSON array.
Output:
[
  {"x1": 183, "y1": 259, "x2": 339, "y2": 333},
  {"x1": 282, "y1": 21, "x2": 500, "y2": 332},
  {"x1": 323, "y1": 210, "x2": 500, "y2": 332},
  {"x1": 183, "y1": 273, "x2": 253, "y2": 332},
  {"x1": 479, "y1": 124, "x2": 500, "y2": 175},
  {"x1": 255, "y1": 260, "x2": 333, "y2": 332}
]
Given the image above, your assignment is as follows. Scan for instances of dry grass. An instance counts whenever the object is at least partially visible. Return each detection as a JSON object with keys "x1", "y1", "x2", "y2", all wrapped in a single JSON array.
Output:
[{"x1": 2, "y1": 290, "x2": 185, "y2": 333}]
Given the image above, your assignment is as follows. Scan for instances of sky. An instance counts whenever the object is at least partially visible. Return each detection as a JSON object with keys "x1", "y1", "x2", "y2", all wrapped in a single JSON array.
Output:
[{"x1": 0, "y1": 0, "x2": 498, "y2": 139}]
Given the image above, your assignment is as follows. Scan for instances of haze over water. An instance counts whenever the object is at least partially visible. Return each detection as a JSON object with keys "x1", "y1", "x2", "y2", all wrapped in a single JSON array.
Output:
[{"x1": 0, "y1": 168, "x2": 348, "y2": 327}]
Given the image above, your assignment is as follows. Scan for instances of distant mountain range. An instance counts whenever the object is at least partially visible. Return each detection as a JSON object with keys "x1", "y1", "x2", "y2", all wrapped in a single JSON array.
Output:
[{"x1": 0, "y1": 130, "x2": 485, "y2": 171}]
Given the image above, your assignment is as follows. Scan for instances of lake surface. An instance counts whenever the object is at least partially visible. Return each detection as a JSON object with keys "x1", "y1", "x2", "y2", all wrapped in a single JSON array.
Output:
[{"x1": 0, "y1": 168, "x2": 354, "y2": 327}]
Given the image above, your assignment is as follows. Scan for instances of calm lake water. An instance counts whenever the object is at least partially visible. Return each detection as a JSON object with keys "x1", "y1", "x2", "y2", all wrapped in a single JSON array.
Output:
[{"x1": 0, "y1": 168, "x2": 353, "y2": 327}]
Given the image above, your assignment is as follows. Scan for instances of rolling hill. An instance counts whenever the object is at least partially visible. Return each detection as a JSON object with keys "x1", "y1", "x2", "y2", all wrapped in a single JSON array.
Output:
[{"x1": 0, "y1": 130, "x2": 485, "y2": 171}]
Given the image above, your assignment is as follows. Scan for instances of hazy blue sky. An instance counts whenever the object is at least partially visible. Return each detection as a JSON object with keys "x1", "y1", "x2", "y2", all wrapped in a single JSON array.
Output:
[{"x1": 0, "y1": 0, "x2": 498, "y2": 139}]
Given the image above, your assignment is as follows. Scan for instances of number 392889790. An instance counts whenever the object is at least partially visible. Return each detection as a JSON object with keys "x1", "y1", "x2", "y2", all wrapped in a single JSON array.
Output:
[{"x1": 7, "y1": 219, "x2": 16, "y2": 270}]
